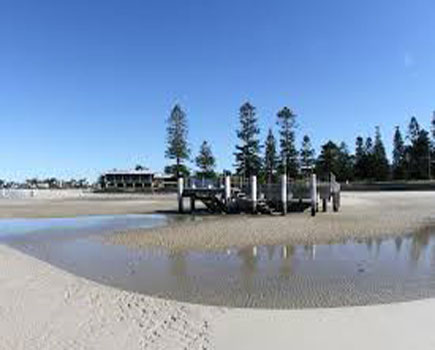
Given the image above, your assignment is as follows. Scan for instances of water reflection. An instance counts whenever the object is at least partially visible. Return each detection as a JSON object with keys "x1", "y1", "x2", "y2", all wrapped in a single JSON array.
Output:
[
  {"x1": 1, "y1": 216, "x2": 435, "y2": 308},
  {"x1": 279, "y1": 245, "x2": 294, "y2": 277}
]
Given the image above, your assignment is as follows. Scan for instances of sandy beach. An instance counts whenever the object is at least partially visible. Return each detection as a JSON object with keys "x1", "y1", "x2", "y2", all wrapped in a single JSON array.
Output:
[
  {"x1": 109, "y1": 191, "x2": 435, "y2": 251},
  {"x1": 1, "y1": 190, "x2": 435, "y2": 349},
  {"x1": 3, "y1": 241, "x2": 435, "y2": 349}
]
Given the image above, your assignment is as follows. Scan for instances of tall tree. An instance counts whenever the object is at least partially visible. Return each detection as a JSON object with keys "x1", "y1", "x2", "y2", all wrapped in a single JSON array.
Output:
[
  {"x1": 263, "y1": 128, "x2": 278, "y2": 183},
  {"x1": 408, "y1": 116, "x2": 420, "y2": 143},
  {"x1": 364, "y1": 137, "x2": 375, "y2": 179},
  {"x1": 316, "y1": 141, "x2": 340, "y2": 179},
  {"x1": 234, "y1": 102, "x2": 262, "y2": 178},
  {"x1": 195, "y1": 141, "x2": 216, "y2": 179},
  {"x1": 392, "y1": 126, "x2": 407, "y2": 180},
  {"x1": 337, "y1": 142, "x2": 354, "y2": 182},
  {"x1": 431, "y1": 112, "x2": 435, "y2": 178},
  {"x1": 277, "y1": 107, "x2": 298, "y2": 178},
  {"x1": 407, "y1": 116, "x2": 431, "y2": 179},
  {"x1": 432, "y1": 111, "x2": 435, "y2": 141},
  {"x1": 165, "y1": 104, "x2": 190, "y2": 177},
  {"x1": 354, "y1": 136, "x2": 366, "y2": 179},
  {"x1": 300, "y1": 135, "x2": 315, "y2": 173},
  {"x1": 372, "y1": 126, "x2": 390, "y2": 181}
]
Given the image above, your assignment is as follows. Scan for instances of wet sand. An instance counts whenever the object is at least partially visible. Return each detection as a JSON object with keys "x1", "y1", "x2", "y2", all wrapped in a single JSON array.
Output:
[
  {"x1": 0, "y1": 193, "x2": 178, "y2": 218},
  {"x1": 109, "y1": 191, "x2": 435, "y2": 251}
]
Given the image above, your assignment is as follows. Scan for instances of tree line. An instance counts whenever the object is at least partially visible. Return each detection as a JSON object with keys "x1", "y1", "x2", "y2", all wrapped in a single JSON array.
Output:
[{"x1": 165, "y1": 103, "x2": 435, "y2": 182}]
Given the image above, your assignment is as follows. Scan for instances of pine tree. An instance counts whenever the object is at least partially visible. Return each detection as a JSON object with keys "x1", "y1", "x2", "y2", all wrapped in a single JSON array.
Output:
[
  {"x1": 407, "y1": 116, "x2": 431, "y2": 179},
  {"x1": 364, "y1": 137, "x2": 375, "y2": 179},
  {"x1": 432, "y1": 112, "x2": 435, "y2": 141},
  {"x1": 316, "y1": 141, "x2": 339, "y2": 179},
  {"x1": 337, "y1": 142, "x2": 354, "y2": 182},
  {"x1": 263, "y1": 128, "x2": 278, "y2": 183},
  {"x1": 195, "y1": 141, "x2": 216, "y2": 179},
  {"x1": 354, "y1": 136, "x2": 366, "y2": 179},
  {"x1": 300, "y1": 135, "x2": 315, "y2": 173},
  {"x1": 165, "y1": 104, "x2": 190, "y2": 177},
  {"x1": 277, "y1": 107, "x2": 298, "y2": 178},
  {"x1": 392, "y1": 126, "x2": 407, "y2": 180},
  {"x1": 372, "y1": 126, "x2": 389, "y2": 181},
  {"x1": 431, "y1": 112, "x2": 435, "y2": 178},
  {"x1": 234, "y1": 102, "x2": 262, "y2": 178},
  {"x1": 408, "y1": 116, "x2": 420, "y2": 143}
]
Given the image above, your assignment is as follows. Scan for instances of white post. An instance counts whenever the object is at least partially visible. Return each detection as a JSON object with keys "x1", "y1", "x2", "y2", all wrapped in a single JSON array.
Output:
[
  {"x1": 177, "y1": 177, "x2": 184, "y2": 213},
  {"x1": 224, "y1": 176, "x2": 231, "y2": 204},
  {"x1": 281, "y1": 174, "x2": 287, "y2": 215},
  {"x1": 251, "y1": 175, "x2": 257, "y2": 213},
  {"x1": 311, "y1": 173, "x2": 317, "y2": 217}
]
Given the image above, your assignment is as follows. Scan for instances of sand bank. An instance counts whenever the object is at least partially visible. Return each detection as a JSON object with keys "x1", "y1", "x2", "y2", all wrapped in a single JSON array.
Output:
[{"x1": 109, "y1": 191, "x2": 435, "y2": 251}]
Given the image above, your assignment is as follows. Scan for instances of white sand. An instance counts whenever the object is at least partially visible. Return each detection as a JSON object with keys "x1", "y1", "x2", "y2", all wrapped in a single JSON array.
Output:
[
  {"x1": 0, "y1": 244, "x2": 220, "y2": 349},
  {"x1": 3, "y1": 243, "x2": 435, "y2": 349}
]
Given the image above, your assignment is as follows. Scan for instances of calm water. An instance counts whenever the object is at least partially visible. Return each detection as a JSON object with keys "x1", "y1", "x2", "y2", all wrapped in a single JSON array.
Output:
[{"x1": 2, "y1": 214, "x2": 435, "y2": 308}]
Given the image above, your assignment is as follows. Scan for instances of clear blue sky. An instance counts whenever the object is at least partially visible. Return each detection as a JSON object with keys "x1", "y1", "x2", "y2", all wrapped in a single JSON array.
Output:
[{"x1": 1, "y1": 0, "x2": 435, "y2": 181}]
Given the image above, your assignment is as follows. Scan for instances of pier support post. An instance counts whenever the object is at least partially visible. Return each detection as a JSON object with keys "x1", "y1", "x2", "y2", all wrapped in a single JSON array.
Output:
[
  {"x1": 281, "y1": 174, "x2": 287, "y2": 215},
  {"x1": 190, "y1": 196, "x2": 196, "y2": 213},
  {"x1": 224, "y1": 176, "x2": 231, "y2": 205},
  {"x1": 251, "y1": 175, "x2": 257, "y2": 213},
  {"x1": 177, "y1": 177, "x2": 184, "y2": 213},
  {"x1": 310, "y1": 174, "x2": 317, "y2": 217}
]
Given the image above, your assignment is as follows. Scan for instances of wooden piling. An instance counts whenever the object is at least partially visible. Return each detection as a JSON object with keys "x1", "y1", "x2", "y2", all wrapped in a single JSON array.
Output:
[
  {"x1": 224, "y1": 176, "x2": 231, "y2": 206},
  {"x1": 281, "y1": 174, "x2": 287, "y2": 215},
  {"x1": 311, "y1": 174, "x2": 317, "y2": 217},
  {"x1": 177, "y1": 177, "x2": 184, "y2": 213},
  {"x1": 251, "y1": 175, "x2": 257, "y2": 213}
]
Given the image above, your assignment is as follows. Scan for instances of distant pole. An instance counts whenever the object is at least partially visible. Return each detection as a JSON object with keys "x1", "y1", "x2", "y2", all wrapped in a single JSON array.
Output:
[
  {"x1": 311, "y1": 173, "x2": 317, "y2": 217},
  {"x1": 177, "y1": 177, "x2": 184, "y2": 213},
  {"x1": 281, "y1": 174, "x2": 287, "y2": 215},
  {"x1": 251, "y1": 175, "x2": 257, "y2": 213}
]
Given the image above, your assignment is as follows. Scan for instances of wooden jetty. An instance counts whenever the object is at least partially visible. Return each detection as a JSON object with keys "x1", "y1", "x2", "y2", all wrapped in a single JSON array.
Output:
[{"x1": 177, "y1": 173, "x2": 341, "y2": 216}]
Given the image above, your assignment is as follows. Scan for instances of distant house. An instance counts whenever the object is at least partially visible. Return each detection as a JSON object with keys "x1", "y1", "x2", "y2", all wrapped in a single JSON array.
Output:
[
  {"x1": 99, "y1": 169, "x2": 154, "y2": 191},
  {"x1": 153, "y1": 173, "x2": 177, "y2": 190}
]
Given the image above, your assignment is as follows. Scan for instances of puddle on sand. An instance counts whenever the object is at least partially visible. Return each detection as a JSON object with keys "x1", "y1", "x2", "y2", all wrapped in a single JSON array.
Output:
[{"x1": 1, "y1": 215, "x2": 435, "y2": 309}]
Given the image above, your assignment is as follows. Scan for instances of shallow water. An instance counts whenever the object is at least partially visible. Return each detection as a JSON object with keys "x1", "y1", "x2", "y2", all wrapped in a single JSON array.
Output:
[{"x1": 2, "y1": 214, "x2": 435, "y2": 308}]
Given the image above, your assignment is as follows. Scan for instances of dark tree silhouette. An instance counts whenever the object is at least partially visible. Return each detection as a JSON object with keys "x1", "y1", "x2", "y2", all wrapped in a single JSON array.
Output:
[
  {"x1": 195, "y1": 141, "x2": 216, "y2": 179},
  {"x1": 277, "y1": 107, "x2": 298, "y2": 178},
  {"x1": 406, "y1": 116, "x2": 431, "y2": 179},
  {"x1": 392, "y1": 126, "x2": 407, "y2": 179},
  {"x1": 300, "y1": 135, "x2": 315, "y2": 173},
  {"x1": 165, "y1": 104, "x2": 190, "y2": 178},
  {"x1": 263, "y1": 128, "x2": 278, "y2": 183},
  {"x1": 354, "y1": 136, "x2": 366, "y2": 179},
  {"x1": 234, "y1": 102, "x2": 262, "y2": 178},
  {"x1": 372, "y1": 126, "x2": 390, "y2": 181},
  {"x1": 316, "y1": 141, "x2": 340, "y2": 179},
  {"x1": 336, "y1": 142, "x2": 354, "y2": 181}
]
